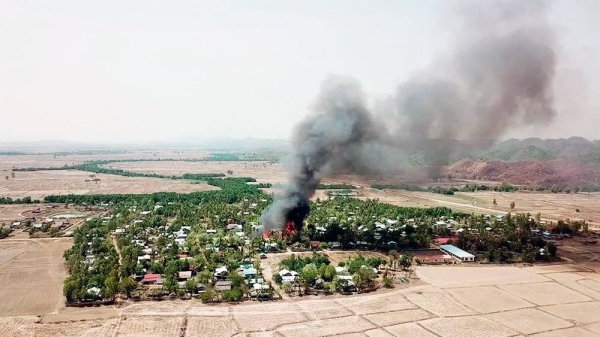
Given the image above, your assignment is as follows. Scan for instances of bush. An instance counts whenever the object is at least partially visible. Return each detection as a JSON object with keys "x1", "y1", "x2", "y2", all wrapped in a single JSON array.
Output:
[{"x1": 221, "y1": 288, "x2": 243, "y2": 301}]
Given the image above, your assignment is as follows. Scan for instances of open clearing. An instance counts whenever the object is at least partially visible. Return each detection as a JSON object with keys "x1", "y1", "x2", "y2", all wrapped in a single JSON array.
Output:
[
  {"x1": 0, "y1": 238, "x2": 71, "y2": 316},
  {"x1": 2, "y1": 264, "x2": 600, "y2": 335}
]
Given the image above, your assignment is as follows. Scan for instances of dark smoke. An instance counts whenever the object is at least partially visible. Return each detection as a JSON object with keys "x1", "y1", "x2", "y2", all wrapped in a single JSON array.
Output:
[{"x1": 259, "y1": 0, "x2": 557, "y2": 233}]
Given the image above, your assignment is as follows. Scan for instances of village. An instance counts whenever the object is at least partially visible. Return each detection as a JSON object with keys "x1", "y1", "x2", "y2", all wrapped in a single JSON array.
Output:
[{"x1": 1, "y1": 191, "x2": 572, "y2": 306}]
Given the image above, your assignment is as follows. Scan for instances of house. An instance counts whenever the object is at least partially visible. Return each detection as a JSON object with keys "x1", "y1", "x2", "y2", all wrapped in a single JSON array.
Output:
[
  {"x1": 33, "y1": 223, "x2": 43, "y2": 229},
  {"x1": 278, "y1": 269, "x2": 299, "y2": 278},
  {"x1": 178, "y1": 271, "x2": 192, "y2": 280},
  {"x1": 439, "y1": 244, "x2": 475, "y2": 262},
  {"x1": 214, "y1": 266, "x2": 228, "y2": 279},
  {"x1": 242, "y1": 267, "x2": 257, "y2": 279},
  {"x1": 215, "y1": 280, "x2": 232, "y2": 291},
  {"x1": 433, "y1": 220, "x2": 448, "y2": 227},
  {"x1": 114, "y1": 228, "x2": 126, "y2": 235},
  {"x1": 206, "y1": 229, "x2": 217, "y2": 234},
  {"x1": 142, "y1": 273, "x2": 161, "y2": 284},
  {"x1": 10, "y1": 222, "x2": 21, "y2": 228},
  {"x1": 309, "y1": 241, "x2": 321, "y2": 250},
  {"x1": 329, "y1": 241, "x2": 341, "y2": 249},
  {"x1": 140, "y1": 211, "x2": 151, "y2": 215},
  {"x1": 87, "y1": 287, "x2": 101, "y2": 297},
  {"x1": 335, "y1": 266, "x2": 348, "y2": 274},
  {"x1": 137, "y1": 254, "x2": 151, "y2": 262}
]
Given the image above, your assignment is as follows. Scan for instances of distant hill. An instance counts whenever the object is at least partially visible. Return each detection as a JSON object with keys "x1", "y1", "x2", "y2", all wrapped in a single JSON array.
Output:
[{"x1": 437, "y1": 138, "x2": 600, "y2": 188}]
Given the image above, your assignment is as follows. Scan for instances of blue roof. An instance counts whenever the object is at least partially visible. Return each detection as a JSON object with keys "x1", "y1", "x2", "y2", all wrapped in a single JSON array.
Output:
[{"x1": 439, "y1": 245, "x2": 475, "y2": 258}]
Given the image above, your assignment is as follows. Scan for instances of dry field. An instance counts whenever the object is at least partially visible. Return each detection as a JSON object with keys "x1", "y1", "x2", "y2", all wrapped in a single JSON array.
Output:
[
  {"x1": 103, "y1": 160, "x2": 290, "y2": 184},
  {"x1": 0, "y1": 170, "x2": 218, "y2": 199},
  {"x1": 0, "y1": 238, "x2": 71, "y2": 317},
  {"x1": 4, "y1": 264, "x2": 600, "y2": 336}
]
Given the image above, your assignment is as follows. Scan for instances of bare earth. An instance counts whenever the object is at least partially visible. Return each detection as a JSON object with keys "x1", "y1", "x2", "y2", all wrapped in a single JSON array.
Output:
[
  {"x1": 3, "y1": 264, "x2": 600, "y2": 336},
  {"x1": 0, "y1": 238, "x2": 71, "y2": 317}
]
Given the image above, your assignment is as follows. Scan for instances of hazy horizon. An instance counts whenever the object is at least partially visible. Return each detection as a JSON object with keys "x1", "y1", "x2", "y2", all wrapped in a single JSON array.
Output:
[{"x1": 2, "y1": 0, "x2": 599, "y2": 143}]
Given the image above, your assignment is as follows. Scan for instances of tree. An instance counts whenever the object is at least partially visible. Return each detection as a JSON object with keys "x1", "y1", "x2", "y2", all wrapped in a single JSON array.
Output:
[
  {"x1": 10, "y1": 171, "x2": 15, "y2": 178},
  {"x1": 493, "y1": 198, "x2": 497, "y2": 208},
  {"x1": 118, "y1": 277, "x2": 136, "y2": 298},
  {"x1": 546, "y1": 242, "x2": 558, "y2": 258},
  {"x1": 299, "y1": 264, "x2": 318, "y2": 293},
  {"x1": 398, "y1": 255, "x2": 412, "y2": 271},
  {"x1": 320, "y1": 264, "x2": 336, "y2": 282},
  {"x1": 185, "y1": 279, "x2": 198, "y2": 293},
  {"x1": 521, "y1": 244, "x2": 536, "y2": 263},
  {"x1": 510, "y1": 201, "x2": 515, "y2": 211},
  {"x1": 198, "y1": 270, "x2": 212, "y2": 285},
  {"x1": 383, "y1": 277, "x2": 393, "y2": 288},
  {"x1": 353, "y1": 267, "x2": 375, "y2": 293},
  {"x1": 104, "y1": 273, "x2": 119, "y2": 299},
  {"x1": 200, "y1": 286, "x2": 217, "y2": 303},
  {"x1": 63, "y1": 277, "x2": 81, "y2": 302}
]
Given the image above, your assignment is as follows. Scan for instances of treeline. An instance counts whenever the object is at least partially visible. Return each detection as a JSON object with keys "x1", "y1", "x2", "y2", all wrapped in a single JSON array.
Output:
[
  {"x1": 181, "y1": 173, "x2": 226, "y2": 180},
  {"x1": 317, "y1": 184, "x2": 358, "y2": 190},
  {"x1": 371, "y1": 183, "x2": 519, "y2": 195},
  {"x1": 0, "y1": 196, "x2": 40, "y2": 204},
  {"x1": 0, "y1": 151, "x2": 29, "y2": 155},
  {"x1": 44, "y1": 178, "x2": 263, "y2": 205},
  {"x1": 54, "y1": 149, "x2": 130, "y2": 156},
  {"x1": 13, "y1": 165, "x2": 76, "y2": 172},
  {"x1": 256, "y1": 183, "x2": 272, "y2": 188}
]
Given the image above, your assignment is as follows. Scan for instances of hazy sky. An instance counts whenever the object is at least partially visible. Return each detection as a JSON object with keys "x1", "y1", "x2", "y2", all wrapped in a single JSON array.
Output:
[{"x1": 1, "y1": 0, "x2": 599, "y2": 143}]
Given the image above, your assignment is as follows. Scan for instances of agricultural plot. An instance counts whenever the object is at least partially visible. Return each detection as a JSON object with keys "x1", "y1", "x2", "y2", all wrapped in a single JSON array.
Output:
[
  {"x1": 499, "y1": 281, "x2": 593, "y2": 306},
  {"x1": 416, "y1": 266, "x2": 549, "y2": 288},
  {"x1": 276, "y1": 316, "x2": 375, "y2": 337},
  {"x1": 0, "y1": 239, "x2": 71, "y2": 316},
  {"x1": 116, "y1": 315, "x2": 184, "y2": 337},
  {"x1": 419, "y1": 316, "x2": 517, "y2": 337},
  {"x1": 487, "y1": 308, "x2": 572, "y2": 335},
  {"x1": 445, "y1": 286, "x2": 533, "y2": 314},
  {"x1": 185, "y1": 316, "x2": 238, "y2": 337}
]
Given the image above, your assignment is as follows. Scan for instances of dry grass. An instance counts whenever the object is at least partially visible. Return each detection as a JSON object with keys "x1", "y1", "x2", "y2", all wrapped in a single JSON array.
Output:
[{"x1": 0, "y1": 239, "x2": 71, "y2": 316}]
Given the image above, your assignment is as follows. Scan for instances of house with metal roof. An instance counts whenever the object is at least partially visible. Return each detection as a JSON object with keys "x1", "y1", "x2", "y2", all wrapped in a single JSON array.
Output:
[{"x1": 439, "y1": 244, "x2": 475, "y2": 262}]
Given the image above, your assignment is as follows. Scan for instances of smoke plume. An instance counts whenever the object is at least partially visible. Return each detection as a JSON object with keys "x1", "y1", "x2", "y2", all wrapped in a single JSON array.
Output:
[{"x1": 259, "y1": 0, "x2": 557, "y2": 233}]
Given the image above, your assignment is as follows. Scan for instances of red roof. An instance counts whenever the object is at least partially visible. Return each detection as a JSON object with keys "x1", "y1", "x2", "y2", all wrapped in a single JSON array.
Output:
[
  {"x1": 142, "y1": 274, "x2": 160, "y2": 282},
  {"x1": 434, "y1": 237, "x2": 458, "y2": 245}
]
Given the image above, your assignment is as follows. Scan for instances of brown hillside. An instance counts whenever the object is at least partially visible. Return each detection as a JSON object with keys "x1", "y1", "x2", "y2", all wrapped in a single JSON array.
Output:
[{"x1": 445, "y1": 159, "x2": 600, "y2": 188}]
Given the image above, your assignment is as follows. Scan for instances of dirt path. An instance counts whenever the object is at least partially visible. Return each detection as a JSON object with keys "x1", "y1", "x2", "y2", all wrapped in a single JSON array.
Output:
[{"x1": 111, "y1": 235, "x2": 123, "y2": 280}]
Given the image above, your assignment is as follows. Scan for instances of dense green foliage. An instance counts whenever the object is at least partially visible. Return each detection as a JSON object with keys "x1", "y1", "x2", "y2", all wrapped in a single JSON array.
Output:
[
  {"x1": 0, "y1": 196, "x2": 39, "y2": 204},
  {"x1": 0, "y1": 227, "x2": 12, "y2": 239},
  {"x1": 371, "y1": 183, "x2": 518, "y2": 194},
  {"x1": 181, "y1": 173, "x2": 226, "y2": 180},
  {"x1": 62, "y1": 219, "x2": 120, "y2": 302},
  {"x1": 279, "y1": 252, "x2": 330, "y2": 272}
]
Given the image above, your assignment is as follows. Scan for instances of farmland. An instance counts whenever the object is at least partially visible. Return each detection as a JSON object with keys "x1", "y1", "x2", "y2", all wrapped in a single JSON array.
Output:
[{"x1": 2, "y1": 265, "x2": 600, "y2": 336}]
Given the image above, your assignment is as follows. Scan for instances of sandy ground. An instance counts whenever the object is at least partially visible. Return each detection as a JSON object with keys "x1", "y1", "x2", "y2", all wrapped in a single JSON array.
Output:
[
  {"x1": 0, "y1": 238, "x2": 71, "y2": 317},
  {"x1": 3, "y1": 264, "x2": 600, "y2": 336}
]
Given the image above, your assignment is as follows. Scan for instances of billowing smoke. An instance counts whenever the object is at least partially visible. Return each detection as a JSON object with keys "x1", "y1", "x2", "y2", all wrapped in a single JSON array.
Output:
[{"x1": 259, "y1": 0, "x2": 557, "y2": 233}]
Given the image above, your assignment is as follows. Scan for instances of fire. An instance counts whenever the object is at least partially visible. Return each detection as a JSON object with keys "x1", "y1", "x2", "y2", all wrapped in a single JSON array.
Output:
[{"x1": 285, "y1": 220, "x2": 295, "y2": 234}]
